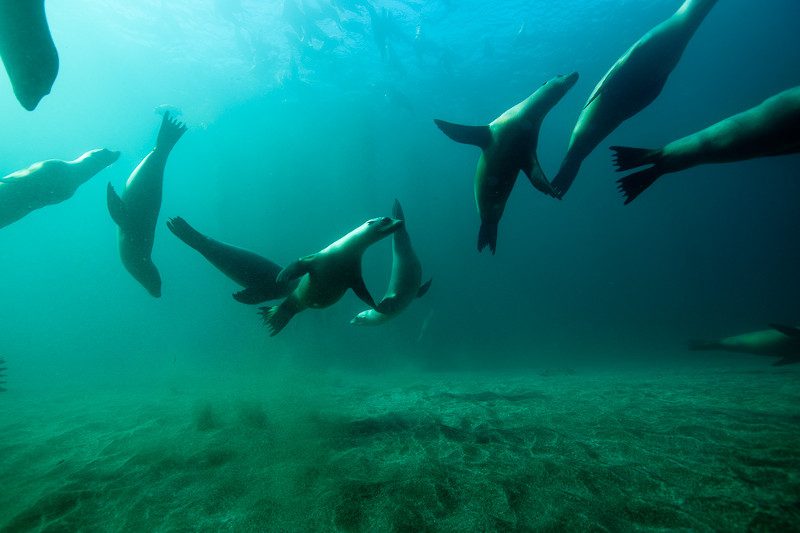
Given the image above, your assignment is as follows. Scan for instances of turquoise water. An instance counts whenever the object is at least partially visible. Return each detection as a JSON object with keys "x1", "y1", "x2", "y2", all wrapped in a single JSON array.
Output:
[{"x1": 1, "y1": 0, "x2": 799, "y2": 530}]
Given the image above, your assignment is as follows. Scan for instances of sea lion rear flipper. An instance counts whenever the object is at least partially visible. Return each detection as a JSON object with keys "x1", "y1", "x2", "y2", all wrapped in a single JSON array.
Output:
[
  {"x1": 156, "y1": 112, "x2": 188, "y2": 154},
  {"x1": 417, "y1": 279, "x2": 432, "y2": 298},
  {"x1": 433, "y1": 119, "x2": 491, "y2": 150},
  {"x1": 352, "y1": 276, "x2": 377, "y2": 309},
  {"x1": 478, "y1": 222, "x2": 498, "y2": 255},
  {"x1": 773, "y1": 357, "x2": 799, "y2": 367},
  {"x1": 523, "y1": 157, "x2": 557, "y2": 197},
  {"x1": 769, "y1": 324, "x2": 800, "y2": 338},
  {"x1": 277, "y1": 255, "x2": 316, "y2": 284},
  {"x1": 610, "y1": 146, "x2": 659, "y2": 172},
  {"x1": 106, "y1": 183, "x2": 129, "y2": 228},
  {"x1": 616, "y1": 166, "x2": 664, "y2": 205},
  {"x1": 233, "y1": 287, "x2": 269, "y2": 305},
  {"x1": 258, "y1": 304, "x2": 295, "y2": 337}
]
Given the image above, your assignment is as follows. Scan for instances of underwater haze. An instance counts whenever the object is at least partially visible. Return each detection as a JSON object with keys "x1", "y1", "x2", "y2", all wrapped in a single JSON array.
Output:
[{"x1": 1, "y1": 0, "x2": 799, "y2": 530}]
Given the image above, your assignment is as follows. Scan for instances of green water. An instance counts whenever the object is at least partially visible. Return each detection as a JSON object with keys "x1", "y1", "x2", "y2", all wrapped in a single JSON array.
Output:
[{"x1": 2, "y1": 0, "x2": 800, "y2": 530}]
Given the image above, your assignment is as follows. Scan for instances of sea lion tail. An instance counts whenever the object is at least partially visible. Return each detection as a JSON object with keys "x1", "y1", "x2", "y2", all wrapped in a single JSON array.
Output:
[
  {"x1": 258, "y1": 303, "x2": 296, "y2": 336},
  {"x1": 156, "y1": 112, "x2": 188, "y2": 154},
  {"x1": 166, "y1": 216, "x2": 206, "y2": 250},
  {"x1": 616, "y1": 166, "x2": 664, "y2": 205},
  {"x1": 477, "y1": 222, "x2": 498, "y2": 255},
  {"x1": 610, "y1": 146, "x2": 659, "y2": 171},
  {"x1": 688, "y1": 340, "x2": 721, "y2": 351}
]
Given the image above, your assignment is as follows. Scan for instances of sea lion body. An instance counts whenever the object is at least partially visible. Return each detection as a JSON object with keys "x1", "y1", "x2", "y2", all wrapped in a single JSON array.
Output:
[
  {"x1": 689, "y1": 324, "x2": 800, "y2": 366},
  {"x1": 435, "y1": 72, "x2": 579, "y2": 253},
  {"x1": 0, "y1": 0, "x2": 58, "y2": 110},
  {"x1": 167, "y1": 216, "x2": 297, "y2": 304},
  {"x1": 614, "y1": 86, "x2": 800, "y2": 202},
  {"x1": 259, "y1": 216, "x2": 404, "y2": 335},
  {"x1": 107, "y1": 113, "x2": 187, "y2": 297},
  {"x1": 351, "y1": 200, "x2": 431, "y2": 326},
  {"x1": 552, "y1": 0, "x2": 717, "y2": 197},
  {"x1": 0, "y1": 149, "x2": 119, "y2": 229}
]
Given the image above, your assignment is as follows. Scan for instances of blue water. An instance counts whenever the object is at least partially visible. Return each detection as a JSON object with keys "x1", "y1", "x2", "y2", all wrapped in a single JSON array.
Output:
[{"x1": 1, "y1": 0, "x2": 799, "y2": 530}]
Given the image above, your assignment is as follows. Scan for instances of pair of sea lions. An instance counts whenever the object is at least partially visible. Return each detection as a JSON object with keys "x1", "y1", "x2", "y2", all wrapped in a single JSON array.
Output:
[
  {"x1": 169, "y1": 200, "x2": 430, "y2": 335},
  {"x1": 439, "y1": 0, "x2": 717, "y2": 230},
  {"x1": 551, "y1": 0, "x2": 797, "y2": 203},
  {"x1": 0, "y1": 112, "x2": 186, "y2": 299}
]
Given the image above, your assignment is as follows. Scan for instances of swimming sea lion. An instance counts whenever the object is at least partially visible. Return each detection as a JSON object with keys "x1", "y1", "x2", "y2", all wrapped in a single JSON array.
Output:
[
  {"x1": 259, "y1": 216, "x2": 404, "y2": 336},
  {"x1": 166, "y1": 216, "x2": 297, "y2": 304},
  {"x1": 107, "y1": 113, "x2": 187, "y2": 297},
  {"x1": 0, "y1": 0, "x2": 59, "y2": 110},
  {"x1": 434, "y1": 72, "x2": 579, "y2": 253},
  {"x1": 689, "y1": 324, "x2": 800, "y2": 366},
  {"x1": 351, "y1": 200, "x2": 431, "y2": 326},
  {"x1": 613, "y1": 86, "x2": 800, "y2": 203},
  {"x1": 0, "y1": 149, "x2": 120, "y2": 229},
  {"x1": 551, "y1": 0, "x2": 718, "y2": 198}
]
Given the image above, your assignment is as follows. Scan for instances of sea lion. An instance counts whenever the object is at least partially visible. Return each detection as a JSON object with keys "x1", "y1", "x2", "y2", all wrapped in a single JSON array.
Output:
[
  {"x1": 259, "y1": 216, "x2": 404, "y2": 336},
  {"x1": 613, "y1": 86, "x2": 800, "y2": 203},
  {"x1": 689, "y1": 324, "x2": 800, "y2": 366},
  {"x1": 551, "y1": 0, "x2": 718, "y2": 198},
  {"x1": 434, "y1": 72, "x2": 579, "y2": 253},
  {"x1": 0, "y1": 149, "x2": 120, "y2": 230},
  {"x1": 0, "y1": 0, "x2": 58, "y2": 110},
  {"x1": 166, "y1": 216, "x2": 297, "y2": 304},
  {"x1": 351, "y1": 200, "x2": 431, "y2": 326},
  {"x1": 107, "y1": 113, "x2": 187, "y2": 298}
]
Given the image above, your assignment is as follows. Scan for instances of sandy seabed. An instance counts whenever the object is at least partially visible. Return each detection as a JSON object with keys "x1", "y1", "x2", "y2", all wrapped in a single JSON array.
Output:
[{"x1": 0, "y1": 364, "x2": 798, "y2": 531}]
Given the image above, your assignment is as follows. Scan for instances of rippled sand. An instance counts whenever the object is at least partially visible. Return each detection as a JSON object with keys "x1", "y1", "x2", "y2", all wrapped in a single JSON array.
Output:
[{"x1": 1, "y1": 366, "x2": 798, "y2": 531}]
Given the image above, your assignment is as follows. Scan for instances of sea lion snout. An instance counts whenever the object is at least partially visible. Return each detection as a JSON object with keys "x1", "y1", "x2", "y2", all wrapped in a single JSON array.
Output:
[
  {"x1": 379, "y1": 217, "x2": 404, "y2": 236},
  {"x1": 558, "y1": 71, "x2": 580, "y2": 89}
]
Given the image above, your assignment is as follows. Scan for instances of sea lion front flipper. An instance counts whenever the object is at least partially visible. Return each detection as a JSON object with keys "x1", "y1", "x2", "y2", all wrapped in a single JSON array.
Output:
[
  {"x1": 351, "y1": 276, "x2": 377, "y2": 310},
  {"x1": 769, "y1": 324, "x2": 800, "y2": 338},
  {"x1": 417, "y1": 279, "x2": 432, "y2": 298},
  {"x1": 773, "y1": 357, "x2": 799, "y2": 367},
  {"x1": 277, "y1": 254, "x2": 316, "y2": 284},
  {"x1": 523, "y1": 156, "x2": 557, "y2": 197},
  {"x1": 232, "y1": 287, "x2": 269, "y2": 305},
  {"x1": 392, "y1": 198, "x2": 404, "y2": 220},
  {"x1": 433, "y1": 120, "x2": 491, "y2": 150},
  {"x1": 106, "y1": 183, "x2": 129, "y2": 228}
]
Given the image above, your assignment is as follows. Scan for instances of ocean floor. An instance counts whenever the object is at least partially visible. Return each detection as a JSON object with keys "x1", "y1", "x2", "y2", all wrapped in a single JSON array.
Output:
[{"x1": 1, "y1": 364, "x2": 799, "y2": 531}]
